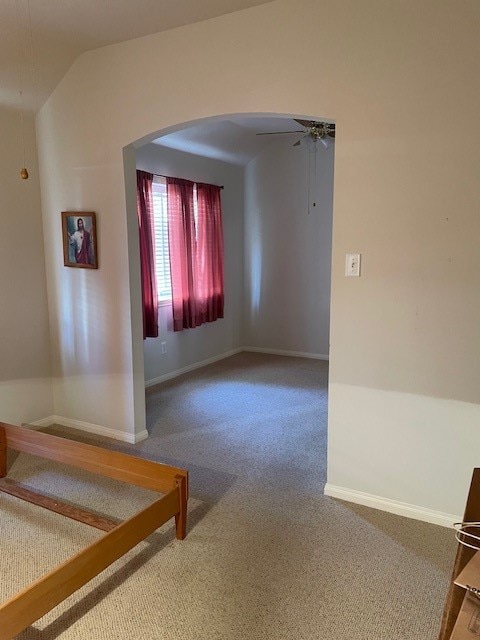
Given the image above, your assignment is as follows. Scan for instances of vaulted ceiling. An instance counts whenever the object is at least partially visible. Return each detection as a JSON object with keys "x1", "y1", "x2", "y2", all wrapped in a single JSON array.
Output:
[
  {"x1": 3, "y1": 2, "x2": 334, "y2": 166},
  {"x1": 1, "y1": 0, "x2": 275, "y2": 111}
]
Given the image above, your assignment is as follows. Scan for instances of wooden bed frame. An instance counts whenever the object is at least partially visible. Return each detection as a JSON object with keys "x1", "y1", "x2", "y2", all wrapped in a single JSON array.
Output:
[{"x1": 0, "y1": 422, "x2": 188, "y2": 640}]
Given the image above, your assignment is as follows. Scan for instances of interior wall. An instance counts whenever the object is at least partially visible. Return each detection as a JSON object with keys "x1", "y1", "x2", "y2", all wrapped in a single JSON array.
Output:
[
  {"x1": 36, "y1": 120, "x2": 141, "y2": 441},
  {"x1": 242, "y1": 138, "x2": 333, "y2": 356},
  {"x1": 0, "y1": 107, "x2": 53, "y2": 424},
  {"x1": 35, "y1": 0, "x2": 480, "y2": 521},
  {"x1": 136, "y1": 144, "x2": 244, "y2": 384}
]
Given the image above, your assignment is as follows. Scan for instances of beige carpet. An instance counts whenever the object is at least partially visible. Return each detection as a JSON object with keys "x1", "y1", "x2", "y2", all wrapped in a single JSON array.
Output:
[{"x1": 2, "y1": 353, "x2": 456, "y2": 639}]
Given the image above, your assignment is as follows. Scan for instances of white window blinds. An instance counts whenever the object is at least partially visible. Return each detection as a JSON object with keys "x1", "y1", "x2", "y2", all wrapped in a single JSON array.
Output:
[{"x1": 152, "y1": 177, "x2": 172, "y2": 302}]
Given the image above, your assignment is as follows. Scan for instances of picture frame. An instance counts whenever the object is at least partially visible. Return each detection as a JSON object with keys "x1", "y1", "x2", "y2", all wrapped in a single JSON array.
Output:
[{"x1": 62, "y1": 211, "x2": 98, "y2": 269}]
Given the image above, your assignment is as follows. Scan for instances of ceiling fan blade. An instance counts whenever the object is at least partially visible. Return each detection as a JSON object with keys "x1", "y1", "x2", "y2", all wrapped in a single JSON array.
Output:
[
  {"x1": 256, "y1": 130, "x2": 304, "y2": 136},
  {"x1": 294, "y1": 118, "x2": 316, "y2": 128}
]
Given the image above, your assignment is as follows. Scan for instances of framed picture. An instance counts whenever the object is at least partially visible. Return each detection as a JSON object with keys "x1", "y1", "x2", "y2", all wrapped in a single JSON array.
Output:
[{"x1": 62, "y1": 212, "x2": 98, "y2": 269}]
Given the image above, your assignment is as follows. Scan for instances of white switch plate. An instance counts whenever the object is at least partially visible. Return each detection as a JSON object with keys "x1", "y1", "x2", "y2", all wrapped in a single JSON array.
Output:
[{"x1": 345, "y1": 253, "x2": 361, "y2": 277}]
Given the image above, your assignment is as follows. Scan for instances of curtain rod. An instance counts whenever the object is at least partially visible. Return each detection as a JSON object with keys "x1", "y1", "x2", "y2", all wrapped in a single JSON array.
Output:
[{"x1": 152, "y1": 173, "x2": 224, "y2": 189}]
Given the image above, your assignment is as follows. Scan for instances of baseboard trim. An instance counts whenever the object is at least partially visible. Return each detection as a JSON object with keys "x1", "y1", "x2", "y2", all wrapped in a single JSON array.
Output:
[
  {"x1": 145, "y1": 346, "x2": 328, "y2": 388},
  {"x1": 23, "y1": 418, "x2": 52, "y2": 429},
  {"x1": 145, "y1": 348, "x2": 243, "y2": 388},
  {"x1": 242, "y1": 347, "x2": 329, "y2": 361},
  {"x1": 28, "y1": 415, "x2": 145, "y2": 444},
  {"x1": 324, "y1": 483, "x2": 459, "y2": 528},
  {"x1": 27, "y1": 349, "x2": 325, "y2": 444}
]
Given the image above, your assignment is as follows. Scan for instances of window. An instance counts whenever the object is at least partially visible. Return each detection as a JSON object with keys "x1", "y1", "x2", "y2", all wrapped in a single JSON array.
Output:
[
  {"x1": 146, "y1": 173, "x2": 224, "y2": 331},
  {"x1": 151, "y1": 177, "x2": 172, "y2": 303},
  {"x1": 152, "y1": 177, "x2": 201, "y2": 303}
]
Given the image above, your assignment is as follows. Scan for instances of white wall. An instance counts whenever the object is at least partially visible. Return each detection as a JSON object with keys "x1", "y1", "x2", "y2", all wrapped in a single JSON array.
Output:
[
  {"x1": 37, "y1": 123, "x2": 141, "y2": 441},
  {"x1": 243, "y1": 139, "x2": 333, "y2": 357},
  {"x1": 0, "y1": 107, "x2": 53, "y2": 424},
  {"x1": 136, "y1": 144, "x2": 244, "y2": 384},
  {"x1": 35, "y1": 0, "x2": 480, "y2": 522}
]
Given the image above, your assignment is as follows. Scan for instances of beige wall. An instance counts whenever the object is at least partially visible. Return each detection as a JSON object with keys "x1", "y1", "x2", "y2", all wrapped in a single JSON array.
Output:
[
  {"x1": 36, "y1": 0, "x2": 480, "y2": 520},
  {"x1": 0, "y1": 107, "x2": 53, "y2": 423}
]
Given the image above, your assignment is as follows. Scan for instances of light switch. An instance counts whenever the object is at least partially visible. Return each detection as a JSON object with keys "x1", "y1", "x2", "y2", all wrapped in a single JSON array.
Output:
[{"x1": 345, "y1": 253, "x2": 361, "y2": 277}]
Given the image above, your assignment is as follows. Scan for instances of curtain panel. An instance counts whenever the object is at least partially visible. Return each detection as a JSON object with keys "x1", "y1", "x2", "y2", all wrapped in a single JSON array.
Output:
[
  {"x1": 167, "y1": 177, "x2": 224, "y2": 331},
  {"x1": 196, "y1": 182, "x2": 225, "y2": 323},
  {"x1": 136, "y1": 170, "x2": 158, "y2": 339}
]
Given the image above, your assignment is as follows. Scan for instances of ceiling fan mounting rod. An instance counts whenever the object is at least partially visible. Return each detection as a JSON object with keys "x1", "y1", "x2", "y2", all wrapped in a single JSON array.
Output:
[{"x1": 310, "y1": 123, "x2": 333, "y2": 139}]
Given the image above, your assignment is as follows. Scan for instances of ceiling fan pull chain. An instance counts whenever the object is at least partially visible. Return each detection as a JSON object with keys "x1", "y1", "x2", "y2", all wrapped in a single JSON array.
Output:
[{"x1": 307, "y1": 147, "x2": 311, "y2": 215}]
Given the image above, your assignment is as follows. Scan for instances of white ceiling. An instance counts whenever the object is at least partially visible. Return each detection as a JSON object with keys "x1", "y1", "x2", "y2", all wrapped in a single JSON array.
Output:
[
  {"x1": 1, "y1": 0, "x2": 275, "y2": 111},
  {"x1": 151, "y1": 116, "x2": 318, "y2": 166}
]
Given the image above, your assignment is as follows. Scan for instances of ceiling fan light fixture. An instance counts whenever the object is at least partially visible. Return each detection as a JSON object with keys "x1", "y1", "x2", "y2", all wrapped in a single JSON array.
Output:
[
  {"x1": 299, "y1": 134, "x2": 331, "y2": 151},
  {"x1": 299, "y1": 135, "x2": 316, "y2": 150},
  {"x1": 256, "y1": 119, "x2": 335, "y2": 150}
]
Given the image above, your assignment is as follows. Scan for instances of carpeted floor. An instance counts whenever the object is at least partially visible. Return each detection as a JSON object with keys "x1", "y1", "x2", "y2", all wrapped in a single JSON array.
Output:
[{"x1": 2, "y1": 352, "x2": 456, "y2": 639}]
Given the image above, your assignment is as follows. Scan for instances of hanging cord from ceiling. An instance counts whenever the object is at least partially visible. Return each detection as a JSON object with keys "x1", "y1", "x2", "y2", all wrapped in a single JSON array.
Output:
[
  {"x1": 14, "y1": 0, "x2": 36, "y2": 180},
  {"x1": 307, "y1": 140, "x2": 318, "y2": 215}
]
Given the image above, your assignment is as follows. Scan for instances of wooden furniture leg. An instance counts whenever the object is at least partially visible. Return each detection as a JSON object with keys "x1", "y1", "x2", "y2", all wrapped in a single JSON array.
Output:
[{"x1": 174, "y1": 474, "x2": 188, "y2": 540}]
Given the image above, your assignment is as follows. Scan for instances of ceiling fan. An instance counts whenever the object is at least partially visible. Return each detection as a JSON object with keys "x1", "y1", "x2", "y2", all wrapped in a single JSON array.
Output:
[{"x1": 256, "y1": 119, "x2": 335, "y2": 148}]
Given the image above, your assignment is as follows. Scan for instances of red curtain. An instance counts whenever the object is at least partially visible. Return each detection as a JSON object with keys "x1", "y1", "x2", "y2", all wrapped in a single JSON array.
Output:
[
  {"x1": 136, "y1": 170, "x2": 158, "y2": 339},
  {"x1": 196, "y1": 182, "x2": 224, "y2": 323},
  {"x1": 167, "y1": 177, "x2": 224, "y2": 331}
]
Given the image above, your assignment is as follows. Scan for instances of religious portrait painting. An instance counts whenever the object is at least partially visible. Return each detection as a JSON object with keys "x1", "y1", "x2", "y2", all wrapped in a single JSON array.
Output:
[{"x1": 62, "y1": 212, "x2": 98, "y2": 269}]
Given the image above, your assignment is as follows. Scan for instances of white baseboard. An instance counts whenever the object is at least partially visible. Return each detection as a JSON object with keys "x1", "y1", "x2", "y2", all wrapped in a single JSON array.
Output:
[
  {"x1": 27, "y1": 348, "x2": 326, "y2": 443},
  {"x1": 28, "y1": 415, "x2": 146, "y2": 444},
  {"x1": 324, "y1": 483, "x2": 459, "y2": 528},
  {"x1": 22, "y1": 418, "x2": 50, "y2": 429},
  {"x1": 145, "y1": 348, "x2": 243, "y2": 388},
  {"x1": 242, "y1": 347, "x2": 329, "y2": 361},
  {"x1": 145, "y1": 346, "x2": 328, "y2": 389}
]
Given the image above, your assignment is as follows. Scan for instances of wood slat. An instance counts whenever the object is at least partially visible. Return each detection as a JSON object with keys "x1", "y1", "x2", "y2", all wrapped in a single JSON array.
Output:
[
  {"x1": 0, "y1": 487, "x2": 180, "y2": 640},
  {"x1": 1, "y1": 423, "x2": 188, "y2": 495},
  {"x1": 0, "y1": 479, "x2": 118, "y2": 531}
]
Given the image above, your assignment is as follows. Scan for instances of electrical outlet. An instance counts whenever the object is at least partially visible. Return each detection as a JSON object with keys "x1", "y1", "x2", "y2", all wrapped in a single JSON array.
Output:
[
  {"x1": 345, "y1": 253, "x2": 361, "y2": 277},
  {"x1": 161, "y1": 341, "x2": 167, "y2": 354}
]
